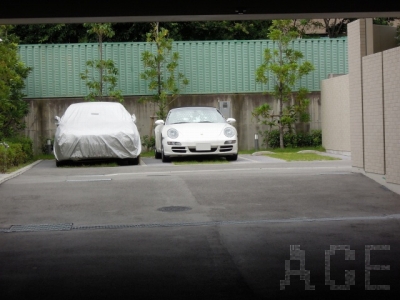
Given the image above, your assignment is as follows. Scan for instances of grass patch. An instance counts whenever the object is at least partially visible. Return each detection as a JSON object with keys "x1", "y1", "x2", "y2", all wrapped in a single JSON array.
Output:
[
  {"x1": 266, "y1": 152, "x2": 339, "y2": 161},
  {"x1": 239, "y1": 146, "x2": 326, "y2": 155},
  {"x1": 269, "y1": 146, "x2": 326, "y2": 153},
  {"x1": 5, "y1": 161, "x2": 36, "y2": 173},
  {"x1": 58, "y1": 161, "x2": 120, "y2": 168},
  {"x1": 4, "y1": 153, "x2": 55, "y2": 173},
  {"x1": 140, "y1": 151, "x2": 155, "y2": 158},
  {"x1": 172, "y1": 156, "x2": 229, "y2": 165}
]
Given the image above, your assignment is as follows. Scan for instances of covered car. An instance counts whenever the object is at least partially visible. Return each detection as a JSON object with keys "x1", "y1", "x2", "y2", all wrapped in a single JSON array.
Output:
[
  {"x1": 54, "y1": 102, "x2": 141, "y2": 166},
  {"x1": 154, "y1": 107, "x2": 238, "y2": 162}
]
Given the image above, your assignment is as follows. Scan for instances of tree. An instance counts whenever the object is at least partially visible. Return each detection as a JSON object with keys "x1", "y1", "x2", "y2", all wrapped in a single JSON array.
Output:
[
  {"x1": 11, "y1": 21, "x2": 274, "y2": 44},
  {"x1": 0, "y1": 25, "x2": 32, "y2": 140},
  {"x1": 140, "y1": 22, "x2": 189, "y2": 121},
  {"x1": 290, "y1": 19, "x2": 322, "y2": 38},
  {"x1": 253, "y1": 20, "x2": 314, "y2": 149},
  {"x1": 373, "y1": 18, "x2": 397, "y2": 26},
  {"x1": 11, "y1": 24, "x2": 88, "y2": 44},
  {"x1": 80, "y1": 23, "x2": 123, "y2": 102},
  {"x1": 309, "y1": 19, "x2": 355, "y2": 38},
  {"x1": 162, "y1": 21, "x2": 272, "y2": 41}
]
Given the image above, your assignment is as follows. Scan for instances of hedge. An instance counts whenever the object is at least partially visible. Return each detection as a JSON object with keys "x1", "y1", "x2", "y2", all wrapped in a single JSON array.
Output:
[
  {"x1": 0, "y1": 136, "x2": 33, "y2": 173},
  {"x1": 263, "y1": 129, "x2": 322, "y2": 148}
]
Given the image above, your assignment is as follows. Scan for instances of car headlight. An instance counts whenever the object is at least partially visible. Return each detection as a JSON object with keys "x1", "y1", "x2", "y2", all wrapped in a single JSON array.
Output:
[
  {"x1": 167, "y1": 128, "x2": 179, "y2": 139},
  {"x1": 224, "y1": 127, "x2": 235, "y2": 138}
]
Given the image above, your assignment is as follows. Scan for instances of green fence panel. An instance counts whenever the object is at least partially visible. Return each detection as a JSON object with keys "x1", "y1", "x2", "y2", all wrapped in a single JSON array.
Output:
[{"x1": 19, "y1": 38, "x2": 348, "y2": 98}]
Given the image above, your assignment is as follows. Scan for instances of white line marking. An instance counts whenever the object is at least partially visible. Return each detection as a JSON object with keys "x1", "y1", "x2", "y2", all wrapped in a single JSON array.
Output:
[
  {"x1": 139, "y1": 158, "x2": 146, "y2": 166},
  {"x1": 103, "y1": 166, "x2": 352, "y2": 177},
  {"x1": 238, "y1": 156, "x2": 259, "y2": 162},
  {"x1": 66, "y1": 178, "x2": 112, "y2": 182}
]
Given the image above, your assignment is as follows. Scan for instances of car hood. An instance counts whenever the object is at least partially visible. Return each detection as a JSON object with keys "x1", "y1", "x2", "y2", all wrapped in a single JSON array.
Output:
[{"x1": 163, "y1": 123, "x2": 235, "y2": 138}]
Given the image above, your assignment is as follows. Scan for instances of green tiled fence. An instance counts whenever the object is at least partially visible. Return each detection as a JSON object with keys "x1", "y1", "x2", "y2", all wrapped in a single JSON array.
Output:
[{"x1": 19, "y1": 38, "x2": 348, "y2": 98}]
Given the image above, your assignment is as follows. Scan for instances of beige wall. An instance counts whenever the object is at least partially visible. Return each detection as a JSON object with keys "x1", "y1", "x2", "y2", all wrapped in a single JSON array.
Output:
[
  {"x1": 348, "y1": 19, "x2": 367, "y2": 168},
  {"x1": 346, "y1": 18, "x2": 400, "y2": 185},
  {"x1": 24, "y1": 93, "x2": 322, "y2": 154},
  {"x1": 383, "y1": 47, "x2": 400, "y2": 184},
  {"x1": 321, "y1": 75, "x2": 350, "y2": 155},
  {"x1": 362, "y1": 53, "x2": 385, "y2": 174}
]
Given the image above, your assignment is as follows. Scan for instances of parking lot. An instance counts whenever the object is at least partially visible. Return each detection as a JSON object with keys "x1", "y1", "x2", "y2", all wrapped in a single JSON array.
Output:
[
  {"x1": 0, "y1": 157, "x2": 399, "y2": 299},
  {"x1": 140, "y1": 153, "x2": 288, "y2": 165}
]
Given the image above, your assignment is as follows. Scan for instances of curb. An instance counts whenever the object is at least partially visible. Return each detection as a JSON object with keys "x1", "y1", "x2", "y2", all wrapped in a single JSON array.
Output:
[
  {"x1": 0, "y1": 160, "x2": 43, "y2": 185},
  {"x1": 251, "y1": 151, "x2": 275, "y2": 156}
]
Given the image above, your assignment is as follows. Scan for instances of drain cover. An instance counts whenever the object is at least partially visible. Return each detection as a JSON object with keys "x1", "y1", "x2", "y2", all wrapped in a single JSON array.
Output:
[{"x1": 157, "y1": 206, "x2": 192, "y2": 212}]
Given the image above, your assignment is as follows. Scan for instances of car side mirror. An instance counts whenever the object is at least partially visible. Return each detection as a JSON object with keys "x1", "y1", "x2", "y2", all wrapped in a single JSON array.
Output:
[
  {"x1": 155, "y1": 120, "x2": 165, "y2": 125},
  {"x1": 55, "y1": 116, "x2": 61, "y2": 126},
  {"x1": 226, "y1": 118, "x2": 236, "y2": 124},
  {"x1": 131, "y1": 114, "x2": 137, "y2": 123}
]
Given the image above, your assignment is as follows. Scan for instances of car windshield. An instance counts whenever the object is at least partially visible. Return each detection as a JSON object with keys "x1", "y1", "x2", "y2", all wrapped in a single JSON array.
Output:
[{"x1": 166, "y1": 108, "x2": 227, "y2": 125}]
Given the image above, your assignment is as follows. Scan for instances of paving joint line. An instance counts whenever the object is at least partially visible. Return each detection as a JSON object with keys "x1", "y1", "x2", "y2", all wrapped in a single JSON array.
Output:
[{"x1": 2, "y1": 214, "x2": 400, "y2": 233}]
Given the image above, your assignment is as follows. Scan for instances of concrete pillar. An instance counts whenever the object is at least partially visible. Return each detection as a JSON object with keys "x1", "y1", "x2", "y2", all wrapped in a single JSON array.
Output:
[{"x1": 347, "y1": 19, "x2": 374, "y2": 168}]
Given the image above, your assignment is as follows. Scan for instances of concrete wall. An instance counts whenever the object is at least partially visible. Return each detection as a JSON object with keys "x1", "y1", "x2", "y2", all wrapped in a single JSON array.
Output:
[
  {"x1": 346, "y1": 18, "x2": 400, "y2": 185},
  {"x1": 362, "y1": 53, "x2": 385, "y2": 175},
  {"x1": 383, "y1": 47, "x2": 400, "y2": 184},
  {"x1": 321, "y1": 75, "x2": 350, "y2": 155},
  {"x1": 24, "y1": 92, "x2": 322, "y2": 154},
  {"x1": 348, "y1": 19, "x2": 368, "y2": 168}
]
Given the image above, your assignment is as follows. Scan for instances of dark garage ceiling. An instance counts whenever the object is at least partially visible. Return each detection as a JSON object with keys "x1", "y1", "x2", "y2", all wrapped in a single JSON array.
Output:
[{"x1": 1, "y1": 1, "x2": 400, "y2": 24}]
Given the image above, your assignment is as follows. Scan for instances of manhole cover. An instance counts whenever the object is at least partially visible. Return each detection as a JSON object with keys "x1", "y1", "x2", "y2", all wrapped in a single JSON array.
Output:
[{"x1": 157, "y1": 206, "x2": 192, "y2": 212}]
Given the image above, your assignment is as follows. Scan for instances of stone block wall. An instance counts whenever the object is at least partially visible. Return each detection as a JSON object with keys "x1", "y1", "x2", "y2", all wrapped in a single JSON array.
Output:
[
  {"x1": 346, "y1": 18, "x2": 400, "y2": 185},
  {"x1": 321, "y1": 75, "x2": 350, "y2": 155},
  {"x1": 383, "y1": 47, "x2": 400, "y2": 184},
  {"x1": 362, "y1": 53, "x2": 385, "y2": 175},
  {"x1": 348, "y1": 19, "x2": 367, "y2": 168}
]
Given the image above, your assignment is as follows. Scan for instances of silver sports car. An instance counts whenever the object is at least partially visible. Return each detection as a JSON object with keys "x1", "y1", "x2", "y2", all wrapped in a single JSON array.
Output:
[
  {"x1": 53, "y1": 102, "x2": 141, "y2": 166},
  {"x1": 154, "y1": 107, "x2": 238, "y2": 162}
]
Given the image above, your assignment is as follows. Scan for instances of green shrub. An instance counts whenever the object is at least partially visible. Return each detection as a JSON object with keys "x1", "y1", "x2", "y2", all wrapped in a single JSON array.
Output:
[
  {"x1": 261, "y1": 129, "x2": 322, "y2": 148},
  {"x1": 310, "y1": 130, "x2": 322, "y2": 147},
  {"x1": 141, "y1": 135, "x2": 155, "y2": 151},
  {"x1": 5, "y1": 136, "x2": 33, "y2": 160},
  {"x1": 265, "y1": 130, "x2": 280, "y2": 148},
  {"x1": 0, "y1": 136, "x2": 34, "y2": 173},
  {"x1": 0, "y1": 145, "x2": 8, "y2": 173}
]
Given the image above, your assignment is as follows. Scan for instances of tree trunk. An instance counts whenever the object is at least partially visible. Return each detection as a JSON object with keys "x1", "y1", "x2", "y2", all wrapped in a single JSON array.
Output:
[
  {"x1": 99, "y1": 34, "x2": 103, "y2": 99},
  {"x1": 279, "y1": 123, "x2": 284, "y2": 149},
  {"x1": 279, "y1": 96, "x2": 284, "y2": 149}
]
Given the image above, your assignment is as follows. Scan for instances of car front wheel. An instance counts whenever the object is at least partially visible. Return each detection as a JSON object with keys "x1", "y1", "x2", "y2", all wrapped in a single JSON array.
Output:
[
  {"x1": 155, "y1": 147, "x2": 161, "y2": 159},
  {"x1": 161, "y1": 145, "x2": 171, "y2": 163},
  {"x1": 226, "y1": 154, "x2": 238, "y2": 161}
]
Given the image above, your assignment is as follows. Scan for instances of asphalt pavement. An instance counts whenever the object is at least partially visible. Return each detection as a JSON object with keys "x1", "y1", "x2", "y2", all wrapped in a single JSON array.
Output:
[{"x1": 1, "y1": 156, "x2": 399, "y2": 299}]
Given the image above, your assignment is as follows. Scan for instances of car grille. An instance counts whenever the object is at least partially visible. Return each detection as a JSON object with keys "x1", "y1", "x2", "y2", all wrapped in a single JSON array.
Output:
[
  {"x1": 171, "y1": 146, "x2": 233, "y2": 154},
  {"x1": 171, "y1": 147, "x2": 187, "y2": 153},
  {"x1": 219, "y1": 145, "x2": 233, "y2": 152},
  {"x1": 188, "y1": 147, "x2": 217, "y2": 153}
]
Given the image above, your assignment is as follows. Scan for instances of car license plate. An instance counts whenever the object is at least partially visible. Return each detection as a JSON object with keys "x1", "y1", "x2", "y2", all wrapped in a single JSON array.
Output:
[{"x1": 196, "y1": 143, "x2": 211, "y2": 151}]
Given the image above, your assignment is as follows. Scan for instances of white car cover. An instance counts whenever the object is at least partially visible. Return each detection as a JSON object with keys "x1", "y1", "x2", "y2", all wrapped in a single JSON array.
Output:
[{"x1": 54, "y1": 102, "x2": 141, "y2": 161}]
